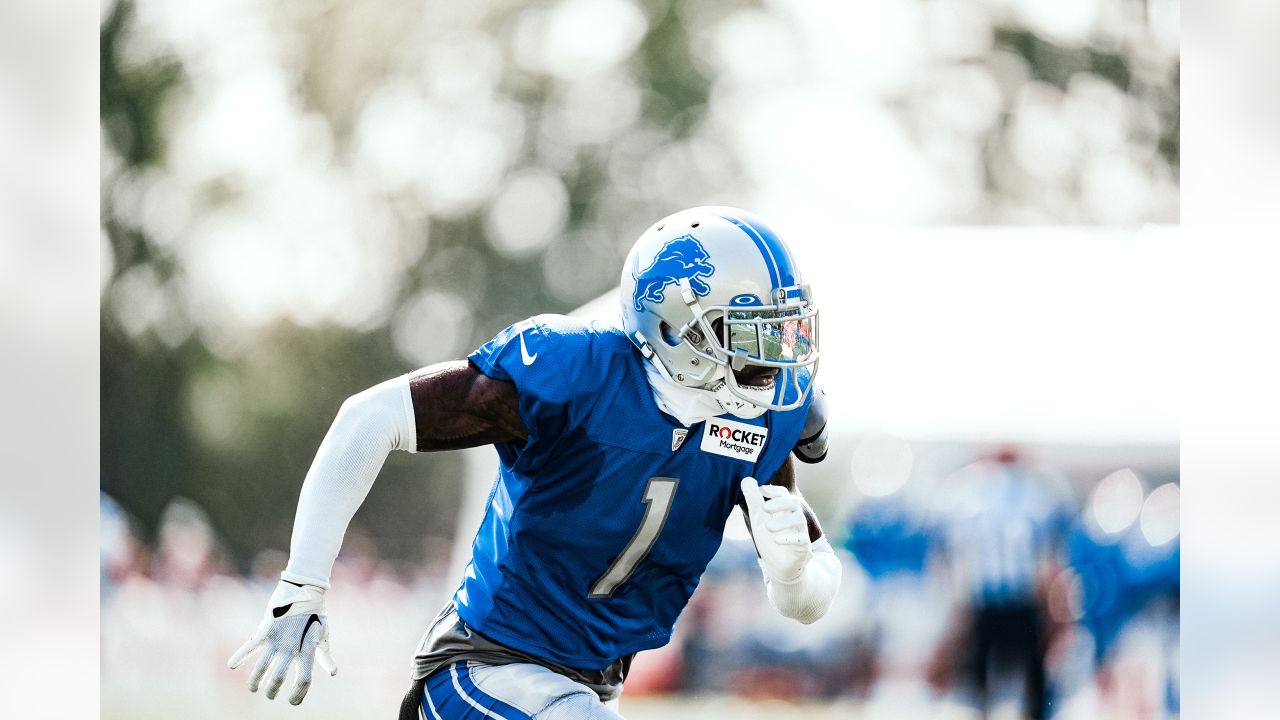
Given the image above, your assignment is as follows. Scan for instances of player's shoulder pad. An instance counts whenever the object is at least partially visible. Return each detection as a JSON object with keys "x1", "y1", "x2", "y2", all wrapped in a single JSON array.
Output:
[
  {"x1": 485, "y1": 314, "x2": 632, "y2": 401},
  {"x1": 521, "y1": 313, "x2": 632, "y2": 358},
  {"x1": 792, "y1": 386, "x2": 829, "y2": 464}
]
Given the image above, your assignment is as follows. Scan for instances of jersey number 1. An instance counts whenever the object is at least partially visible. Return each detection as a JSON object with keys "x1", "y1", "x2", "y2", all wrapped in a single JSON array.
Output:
[{"x1": 588, "y1": 477, "x2": 679, "y2": 598}]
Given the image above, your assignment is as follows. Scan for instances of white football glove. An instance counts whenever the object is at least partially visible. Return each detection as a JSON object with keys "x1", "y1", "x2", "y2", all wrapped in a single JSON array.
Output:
[
  {"x1": 228, "y1": 580, "x2": 338, "y2": 705},
  {"x1": 740, "y1": 477, "x2": 812, "y2": 583}
]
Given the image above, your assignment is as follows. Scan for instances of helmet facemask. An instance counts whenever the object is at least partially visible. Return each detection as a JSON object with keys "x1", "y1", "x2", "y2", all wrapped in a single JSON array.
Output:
[{"x1": 678, "y1": 279, "x2": 819, "y2": 414}]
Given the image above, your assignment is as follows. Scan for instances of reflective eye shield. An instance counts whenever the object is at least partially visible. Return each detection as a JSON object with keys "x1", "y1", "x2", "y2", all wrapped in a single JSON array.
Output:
[
  {"x1": 710, "y1": 282, "x2": 819, "y2": 368},
  {"x1": 723, "y1": 307, "x2": 817, "y2": 365}
]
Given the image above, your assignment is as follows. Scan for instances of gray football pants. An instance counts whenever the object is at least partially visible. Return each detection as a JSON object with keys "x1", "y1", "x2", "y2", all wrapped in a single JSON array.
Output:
[{"x1": 402, "y1": 661, "x2": 624, "y2": 720}]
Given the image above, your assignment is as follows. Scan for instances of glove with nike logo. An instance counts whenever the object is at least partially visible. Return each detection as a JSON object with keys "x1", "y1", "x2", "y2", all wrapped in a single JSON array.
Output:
[{"x1": 228, "y1": 580, "x2": 337, "y2": 705}]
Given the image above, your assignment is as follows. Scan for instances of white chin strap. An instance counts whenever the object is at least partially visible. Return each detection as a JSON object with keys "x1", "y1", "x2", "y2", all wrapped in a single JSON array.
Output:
[
  {"x1": 643, "y1": 360, "x2": 768, "y2": 426},
  {"x1": 707, "y1": 375, "x2": 771, "y2": 419}
]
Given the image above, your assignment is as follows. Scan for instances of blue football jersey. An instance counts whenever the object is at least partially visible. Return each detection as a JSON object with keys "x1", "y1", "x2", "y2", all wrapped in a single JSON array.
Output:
[
  {"x1": 454, "y1": 314, "x2": 812, "y2": 669},
  {"x1": 844, "y1": 497, "x2": 932, "y2": 580},
  {"x1": 943, "y1": 465, "x2": 1071, "y2": 607}
]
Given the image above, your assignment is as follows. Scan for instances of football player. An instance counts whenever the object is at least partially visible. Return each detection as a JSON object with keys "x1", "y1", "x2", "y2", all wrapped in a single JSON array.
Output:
[{"x1": 228, "y1": 207, "x2": 840, "y2": 718}]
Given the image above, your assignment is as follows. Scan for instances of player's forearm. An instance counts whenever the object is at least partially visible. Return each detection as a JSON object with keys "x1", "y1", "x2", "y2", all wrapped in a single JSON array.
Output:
[
  {"x1": 281, "y1": 375, "x2": 417, "y2": 588},
  {"x1": 764, "y1": 537, "x2": 842, "y2": 624}
]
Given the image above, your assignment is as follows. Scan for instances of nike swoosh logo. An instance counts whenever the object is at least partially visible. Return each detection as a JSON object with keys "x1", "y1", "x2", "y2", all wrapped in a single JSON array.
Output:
[
  {"x1": 300, "y1": 614, "x2": 321, "y2": 651},
  {"x1": 519, "y1": 331, "x2": 538, "y2": 365}
]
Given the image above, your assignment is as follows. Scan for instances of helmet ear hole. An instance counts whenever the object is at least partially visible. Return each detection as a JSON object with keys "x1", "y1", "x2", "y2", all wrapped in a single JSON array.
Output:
[
  {"x1": 708, "y1": 316, "x2": 725, "y2": 346},
  {"x1": 658, "y1": 321, "x2": 683, "y2": 347}
]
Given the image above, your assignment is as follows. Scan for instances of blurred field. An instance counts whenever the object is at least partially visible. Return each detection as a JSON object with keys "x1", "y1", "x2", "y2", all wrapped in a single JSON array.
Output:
[
  {"x1": 102, "y1": 691, "x2": 939, "y2": 720},
  {"x1": 101, "y1": 695, "x2": 937, "y2": 720},
  {"x1": 102, "y1": 438, "x2": 1178, "y2": 720}
]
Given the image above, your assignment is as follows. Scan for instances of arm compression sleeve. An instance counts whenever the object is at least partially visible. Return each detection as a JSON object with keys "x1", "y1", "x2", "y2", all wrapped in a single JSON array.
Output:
[
  {"x1": 280, "y1": 374, "x2": 417, "y2": 589},
  {"x1": 763, "y1": 537, "x2": 842, "y2": 624}
]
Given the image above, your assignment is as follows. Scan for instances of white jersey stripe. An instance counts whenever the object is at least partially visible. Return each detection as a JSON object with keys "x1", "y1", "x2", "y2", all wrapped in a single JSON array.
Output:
[{"x1": 423, "y1": 679, "x2": 445, "y2": 720}]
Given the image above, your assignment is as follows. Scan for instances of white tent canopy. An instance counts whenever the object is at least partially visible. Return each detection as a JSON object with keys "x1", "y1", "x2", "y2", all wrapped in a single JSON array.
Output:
[{"x1": 573, "y1": 226, "x2": 1178, "y2": 446}]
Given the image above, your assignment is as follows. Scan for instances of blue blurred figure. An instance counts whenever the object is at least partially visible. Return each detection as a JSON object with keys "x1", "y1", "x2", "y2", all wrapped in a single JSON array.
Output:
[
  {"x1": 1058, "y1": 476, "x2": 1179, "y2": 718},
  {"x1": 100, "y1": 491, "x2": 139, "y2": 602},
  {"x1": 844, "y1": 489, "x2": 939, "y2": 697},
  {"x1": 847, "y1": 496, "x2": 932, "y2": 580},
  {"x1": 839, "y1": 434, "x2": 949, "y2": 699},
  {"x1": 931, "y1": 447, "x2": 1076, "y2": 720}
]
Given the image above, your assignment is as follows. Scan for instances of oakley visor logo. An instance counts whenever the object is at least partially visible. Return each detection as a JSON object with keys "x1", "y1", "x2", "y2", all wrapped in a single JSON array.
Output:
[{"x1": 632, "y1": 235, "x2": 715, "y2": 311}]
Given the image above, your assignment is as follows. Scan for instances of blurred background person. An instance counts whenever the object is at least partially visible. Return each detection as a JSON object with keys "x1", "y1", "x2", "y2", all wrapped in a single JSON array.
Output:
[
  {"x1": 840, "y1": 434, "x2": 949, "y2": 705},
  {"x1": 929, "y1": 447, "x2": 1076, "y2": 720},
  {"x1": 100, "y1": 491, "x2": 143, "y2": 602}
]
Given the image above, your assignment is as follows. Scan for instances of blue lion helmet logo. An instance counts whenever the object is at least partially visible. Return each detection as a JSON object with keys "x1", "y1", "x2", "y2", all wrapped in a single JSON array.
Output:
[{"x1": 632, "y1": 235, "x2": 715, "y2": 312}]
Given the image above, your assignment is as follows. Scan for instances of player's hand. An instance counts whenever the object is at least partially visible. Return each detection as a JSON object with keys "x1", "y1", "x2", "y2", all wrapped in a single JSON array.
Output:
[
  {"x1": 227, "y1": 580, "x2": 338, "y2": 705},
  {"x1": 740, "y1": 477, "x2": 812, "y2": 583}
]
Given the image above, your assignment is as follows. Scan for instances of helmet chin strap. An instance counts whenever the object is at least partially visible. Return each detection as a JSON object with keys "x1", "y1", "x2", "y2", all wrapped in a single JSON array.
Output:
[
  {"x1": 708, "y1": 373, "x2": 771, "y2": 419},
  {"x1": 641, "y1": 357, "x2": 767, "y2": 425}
]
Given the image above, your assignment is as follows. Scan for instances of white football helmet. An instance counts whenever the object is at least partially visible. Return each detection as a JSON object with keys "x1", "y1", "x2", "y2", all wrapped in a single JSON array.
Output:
[{"x1": 620, "y1": 206, "x2": 819, "y2": 415}]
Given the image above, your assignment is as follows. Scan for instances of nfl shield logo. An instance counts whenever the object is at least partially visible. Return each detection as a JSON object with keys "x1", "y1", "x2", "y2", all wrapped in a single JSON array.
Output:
[{"x1": 671, "y1": 428, "x2": 688, "y2": 452}]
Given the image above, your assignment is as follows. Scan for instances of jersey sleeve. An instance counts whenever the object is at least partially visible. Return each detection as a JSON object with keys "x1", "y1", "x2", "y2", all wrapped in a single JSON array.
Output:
[
  {"x1": 792, "y1": 386, "x2": 829, "y2": 464},
  {"x1": 467, "y1": 315, "x2": 601, "y2": 462}
]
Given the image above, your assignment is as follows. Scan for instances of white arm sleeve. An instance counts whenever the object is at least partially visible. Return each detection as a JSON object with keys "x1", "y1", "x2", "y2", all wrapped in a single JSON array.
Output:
[
  {"x1": 280, "y1": 374, "x2": 418, "y2": 589},
  {"x1": 763, "y1": 537, "x2": 842, "y2": 624}
]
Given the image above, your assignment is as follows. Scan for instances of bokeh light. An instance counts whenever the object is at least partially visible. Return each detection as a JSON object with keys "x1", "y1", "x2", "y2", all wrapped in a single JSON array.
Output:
[
  {"x1": 391, "y1": 288, "x2": 473, "y2": 367},
  {"x1": 485, "y1": 168, "x2": 571, "y2": 260},
  {"x1": 1140, "y1": 481, "x2": 1180, "y2": 546},
  {"x1": 850, "y1": 433, "x2": 915, "y2": 498},
  {"x1": 512, "y1": 0, "x2": 648, "y2": 81},
  {"x1": 1090, "y1": 468, "x2": 1146, "y2": 535}
]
